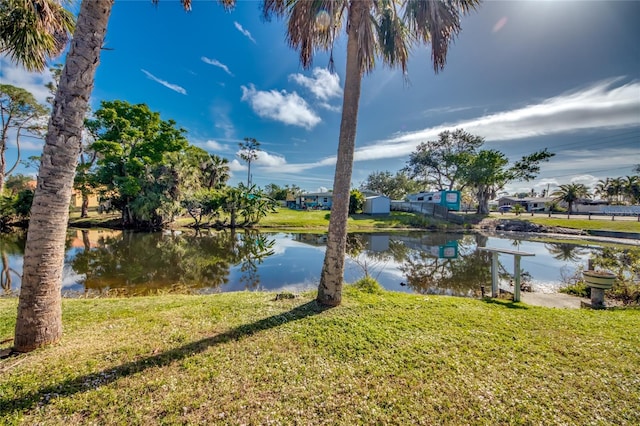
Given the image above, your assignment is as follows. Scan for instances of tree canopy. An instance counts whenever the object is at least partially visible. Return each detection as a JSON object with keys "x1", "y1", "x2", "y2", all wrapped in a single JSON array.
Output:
[
  {"x1": 404, "y1": 129, "x2": 554, "y2": 214},
  {"x1": 404, "y1": 129, "x2": 484, "y2": 191},
  {"x1": 360, "y1": 170, "x2": 421, "y2": 200},
  {"x1": 88, "y1": 100, "x2": 189, "y2": 229},
  {"x1": 460, "y1": 148, "x2": 554, "y2": 214}
]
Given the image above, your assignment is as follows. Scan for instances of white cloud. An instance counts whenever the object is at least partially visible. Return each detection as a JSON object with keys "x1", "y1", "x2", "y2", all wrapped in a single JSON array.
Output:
[
  {"x1": 201, "y1": 57, "x2": 234, "y2": 76},
  {"x1": 289, "y1": 68, "x2": 342, "y2": 101},
  {"x1": 203, "y1": 140, "x2": 228, "y2": 152},
  {"x1": 228, "y1": 159, "x2": 245, "y2": 172},
  {"x1": 255, "y1": 151, "x2": 287, "y2": 168},
  {"x1": 141, "y1": 69, "x2": 186, "y2": 95},
  {"x1": 240, "y1": 84, "x2": 321, "y2": 129},
  {"x1": 318, "y1": 102, "x2": 342, "y2": 112},
  {"x1": 267, "y1": 78, "x2": 640, "y2": 176},
  {"x1": 211, "y1": 107, "x2": 235, "y2": 139},
  {"x1": 378, "y1": 78, "x2": 640, "y2": 154},
  {"x1": 234, "y1": 22, "x2": 256, "y2": 44},
  {"x1": 0, "y1": 56, "x2": 53, "y2": 104}
]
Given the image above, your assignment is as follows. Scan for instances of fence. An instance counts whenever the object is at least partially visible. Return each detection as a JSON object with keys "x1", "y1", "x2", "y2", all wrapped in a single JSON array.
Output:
[{"x1": 391, "y1": 201, "x2": 464, "y2": 224}]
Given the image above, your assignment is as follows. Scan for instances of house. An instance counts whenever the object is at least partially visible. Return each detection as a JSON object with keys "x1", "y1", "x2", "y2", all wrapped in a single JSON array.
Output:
[
  {"x1": 405, "y1": 190, "x2": 461, "y2": 211},
  {"x1": 294, "y1": 192, "x2": 333, "y2": 210},
  {"x1": 497, "y1": 196, "x2": 555, "y2": 212},
  {"x1": 363, "y1": 195, "x2": 390, "y2": 215}
]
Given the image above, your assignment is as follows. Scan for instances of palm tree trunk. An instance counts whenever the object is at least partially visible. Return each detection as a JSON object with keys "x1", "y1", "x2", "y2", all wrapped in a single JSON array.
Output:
[
  {"x1": 81, "y1": 193, "x2": 90, "y2": 218},
  {"x1": 14, "y1": 0, "x2": 113, "y2": 353},
  {"x1": 317, "y1": 2, "x2": 365, "y2": 307}
]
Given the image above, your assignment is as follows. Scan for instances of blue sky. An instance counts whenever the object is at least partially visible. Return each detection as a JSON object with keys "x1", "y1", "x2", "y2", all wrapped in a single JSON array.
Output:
[{"x1": 2, "y1": 0, "x2": 639, "y2": 195}]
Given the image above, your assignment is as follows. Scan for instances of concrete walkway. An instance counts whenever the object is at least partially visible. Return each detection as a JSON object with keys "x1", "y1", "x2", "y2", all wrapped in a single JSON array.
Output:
[{"x1": 520, "y1": 292, "x2": 589, "y2": 309}]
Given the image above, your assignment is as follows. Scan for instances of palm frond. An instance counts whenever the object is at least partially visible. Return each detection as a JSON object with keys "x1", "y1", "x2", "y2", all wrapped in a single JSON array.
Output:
[
  {"x1": 0, "y1": 0, "x2": 75, "y2": 72},
  {"x1": 283, "y1": 0, "x2": 346, "y2": 69},
  {"x1": 374, "y1": 0, "x2": 410, "y2": 74},
  {"x1": 404, "y1": 0, "x2": 479, "y2": 72}
]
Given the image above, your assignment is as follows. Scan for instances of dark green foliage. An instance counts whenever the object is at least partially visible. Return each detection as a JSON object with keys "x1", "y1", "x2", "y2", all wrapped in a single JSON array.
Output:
[
  {"x1": 404, "y1": 129, "x2": 484, "y2": 191},
  {"x1": 360, "y1": 170, "x2": 420, "y2": 200},
  {"x1": 3, "y1": 174, "x2": 32, "y2": 196},
  {"x1": 349, "y1": 189, "x2": 365, "y2": 214},
  {"x1": 88, "y1": 100, "x2": 189, "y2": 229},
  {"x1": 13, "y1": 189, "x2": 33, "y2": 218},
  {"x1": 0, "y1": 189, "x2": 33, "y2": 227}
]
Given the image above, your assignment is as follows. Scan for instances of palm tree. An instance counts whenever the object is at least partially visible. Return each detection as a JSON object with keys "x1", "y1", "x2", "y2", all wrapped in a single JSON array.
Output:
[
  {"x1": 622, "y1": 175, "x2": 640, "y2": 205},
  {"x1": 594, "y1": 178, "x2": 611, "y2": 202},
  {"x1": 609, "y1": 177, "x2": 624, "y2": 204},
  {"x1": 263, "y1": 0, "x2": 480, "y2": 306},
  {"x1": 0, "y1": 0, "x2": 75, "y2": 72},
  {"x1": 552, "y1": 183, "x2": 590, "y2": 214},
  {"x1": 11, "y1": 0, "x2": 235, "y2": 352},
  {"x1": 201, "y1": 154, "x2": 230, "y2": 190}
]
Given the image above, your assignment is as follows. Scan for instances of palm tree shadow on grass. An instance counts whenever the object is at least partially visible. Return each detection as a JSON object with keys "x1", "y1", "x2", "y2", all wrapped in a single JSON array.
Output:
[
  {"x1": 481, "y1": 297, "x2": 530, "y2": 310},
  {"x1": 1, "y1": 300, "x2": 329, "y2": 416}
]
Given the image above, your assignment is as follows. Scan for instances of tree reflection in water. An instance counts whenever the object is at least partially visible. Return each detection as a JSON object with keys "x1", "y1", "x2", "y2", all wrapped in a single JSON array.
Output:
[
  {"x1": 0, "y1": 231, "x2": 24, "y2": 294},
  {"x1": 71, "y1": 229, "x2": 276, "y2": 295},
  {"x1": 0, "y1": 230, "x2": 606, "y2": 297},
  {"x1": 544, "y1": 242, "x2": 589, "y2": 262},
  {"x1": 400, "y1": 234, "x2": 492, "y2": 297}
]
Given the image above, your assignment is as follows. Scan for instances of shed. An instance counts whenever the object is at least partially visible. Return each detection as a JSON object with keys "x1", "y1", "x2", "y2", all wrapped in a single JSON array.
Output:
[{"x1": 363, "y1": 195, "x2": 390, "y2": 215}]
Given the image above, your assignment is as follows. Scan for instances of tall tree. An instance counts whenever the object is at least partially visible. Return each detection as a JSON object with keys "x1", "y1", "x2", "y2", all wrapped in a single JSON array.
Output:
[
  {"x1": 13, "y1": 0, "x2": 113, "y2": 353},
  {"x1": 404, "y1": 129, "x2": 484, "y2": 191},
  {"x1": 552, "y1": 183, "x2": 590, "y2": 213},
  {"x1": 12, "y1": 0, "x2": 235, "y2": 352},
  {"x1": 460, "y1": 148, "x2": 554, "y2": 214},
  {"x1": 238, "y1": 137, "x2": 260, "y2": 186},
  {"x1": 89, "y1": 100, "x2": 189, "y2": 229},
  {"x1": 0, "y1": 0, "x2": 74, "y2": 72},
  {"x1": 0, "y1": 84, "x2": 48, "y2": 194},
  {"x1": 264, "y1": 0, "x2": 480, "y2": 306}
]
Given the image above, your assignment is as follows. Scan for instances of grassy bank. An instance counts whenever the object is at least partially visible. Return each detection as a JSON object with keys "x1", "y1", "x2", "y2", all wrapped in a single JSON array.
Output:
[
  {"x1": 67, "y1": 208, "x2": 452, "y2": 232},
  {"x1": 1, "y1": 290, "x2": 638, "y2": 425},
  {"x1": 258, "y1": 208, "x2": 448, "y2": 231},
  {"x1": 492, "y1": 215, "x2": 640, "y2": 234}
]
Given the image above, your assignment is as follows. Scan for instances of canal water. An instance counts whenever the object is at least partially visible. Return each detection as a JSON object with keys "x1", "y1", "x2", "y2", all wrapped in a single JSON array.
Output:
[{"x1": 0, "y1": 229, "x2": 602, "y2": 297}]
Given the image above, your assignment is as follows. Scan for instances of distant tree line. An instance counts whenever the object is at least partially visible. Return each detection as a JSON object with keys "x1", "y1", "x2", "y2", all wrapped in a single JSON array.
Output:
[{"x1": 360, "y1": 129, "x2": 555, "y2": 214}]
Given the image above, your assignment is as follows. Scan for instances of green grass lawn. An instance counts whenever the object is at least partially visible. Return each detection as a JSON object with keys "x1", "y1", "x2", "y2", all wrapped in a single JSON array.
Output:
[
  {"x1": 1, "y1": 289, "x2": 638, "y2": 425},
  {"x1": 491, "y1": 215, "x2": 640, "y2": 234},
  {"x1": 67, "y1": 208, "x2": 450, "y2": 232},
  {"x1": 247, "y1": 208, "x2": 449, "y2": 231}
]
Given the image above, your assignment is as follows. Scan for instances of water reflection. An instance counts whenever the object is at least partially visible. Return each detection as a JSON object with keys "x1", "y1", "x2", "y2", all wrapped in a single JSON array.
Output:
[
  {"x1": 0, "y1": 229, "x2": 601, "y2": 297},
  {"x1": 68, "y1": 229, "x2": 275, "y2": 295}
]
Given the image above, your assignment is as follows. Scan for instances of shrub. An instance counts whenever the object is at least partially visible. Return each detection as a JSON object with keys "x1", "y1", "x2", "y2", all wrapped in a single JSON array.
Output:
[{"x1": 351, "y1": 276, "x2": 385, "y2": 294}]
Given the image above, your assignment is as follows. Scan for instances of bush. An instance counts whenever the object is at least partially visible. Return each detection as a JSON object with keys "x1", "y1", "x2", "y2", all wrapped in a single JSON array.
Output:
[
  {"x1": 591, "y1": 247, "x2": 640, "y2": 306},
  {"x1": 351, "y1": 276, "x2": 385, "y2": 294},
  {"x1": 349, "y1": 189, "x2": 365, "y2": 214},
  {"x1": 559, "y1": 282, "x2": 590, "y2": 298}
]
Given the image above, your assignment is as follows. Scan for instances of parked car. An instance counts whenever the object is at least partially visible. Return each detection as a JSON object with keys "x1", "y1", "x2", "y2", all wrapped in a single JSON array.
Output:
[{"x1": 497, "y1": 205, "x2": 512, "y2": 213}]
